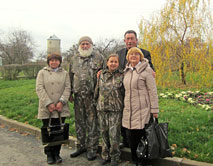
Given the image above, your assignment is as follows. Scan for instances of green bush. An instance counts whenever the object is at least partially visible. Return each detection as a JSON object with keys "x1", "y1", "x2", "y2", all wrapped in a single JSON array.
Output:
[
  {"x1": 21, "y1": 62, "x2": 46, "y2": 78},
  {"x1": 0, "y1": 64, "x2": 21, "y2": 80},
  {"x1": 0, "y1": 62, "x2": 69, "y2": 80}
]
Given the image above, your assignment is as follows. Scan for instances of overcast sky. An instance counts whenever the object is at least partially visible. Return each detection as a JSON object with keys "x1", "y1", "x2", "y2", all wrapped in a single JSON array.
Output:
[{"x1": 0, "y1": 0, "x2": 212, "y2": 55}]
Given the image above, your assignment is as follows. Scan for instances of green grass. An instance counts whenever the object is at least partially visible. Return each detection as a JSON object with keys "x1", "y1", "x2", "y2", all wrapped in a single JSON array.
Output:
[
  {"x1": 159, "y1": 98, "x2": 213, "y2": 163},
  {"x1": 0, "y1": 79, "x2": 75, "y2": 134},
  {"x1": 157, "y1": 71, "x2": 213, "y2": 90},
  {"x1": 0, "y1": 79, "x2": 212, "y2": 163}
]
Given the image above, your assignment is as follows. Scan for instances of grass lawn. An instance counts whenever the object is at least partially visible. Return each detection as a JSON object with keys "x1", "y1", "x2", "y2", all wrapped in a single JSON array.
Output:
[{"x1": 0, "y1": 79, "x2": 212, "y2": 163}]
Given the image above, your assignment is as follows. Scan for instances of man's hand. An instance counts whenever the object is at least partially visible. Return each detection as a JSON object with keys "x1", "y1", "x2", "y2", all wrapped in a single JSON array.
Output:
[
  {"x1": 48, "y1": 103, "x2": 56, "y2": 113},
  {"x1": 152, "y1": 71, "x2": 156, "y2": 78}
]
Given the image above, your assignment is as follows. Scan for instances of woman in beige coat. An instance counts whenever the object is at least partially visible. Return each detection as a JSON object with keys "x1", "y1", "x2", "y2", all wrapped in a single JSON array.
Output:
[
  {"x1": 36, "y1": 53, "x2": 70, "y2": 164},
  {"x1": 122, "y1": 47, "x2": 159, "y2": 166}
]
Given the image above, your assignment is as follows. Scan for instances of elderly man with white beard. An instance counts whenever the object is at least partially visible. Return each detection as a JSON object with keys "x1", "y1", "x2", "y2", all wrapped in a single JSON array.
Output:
[{"x1": 69, "y1": 36, "x2": 104, "y2": 161}]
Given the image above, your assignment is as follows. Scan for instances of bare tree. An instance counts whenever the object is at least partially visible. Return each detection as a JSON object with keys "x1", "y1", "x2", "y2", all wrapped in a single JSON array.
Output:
[
  {"x1": 94, "y1": 38, "x2": 124, "y2": 59},
  {"x1": 35, "y1": 50, "x2": 47, "y2": 62},
  {"x1": 0, "y1": 29, "x2": 35, "y2": 64},
  {"x1": 62, "y1": 44, "x2": 79, "y2": 63}
]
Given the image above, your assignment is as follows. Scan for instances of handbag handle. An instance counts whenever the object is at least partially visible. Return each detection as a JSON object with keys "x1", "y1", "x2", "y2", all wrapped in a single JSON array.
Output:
[
  {"x1": 48, "y1": 111, "x2": 63, "y2": 127},
  {"x1": 153, "y1": 117, "x2": 158, "y2": 124},
  {"x1": 150, "y1": 114, "x2": 158, "y2": 124}
]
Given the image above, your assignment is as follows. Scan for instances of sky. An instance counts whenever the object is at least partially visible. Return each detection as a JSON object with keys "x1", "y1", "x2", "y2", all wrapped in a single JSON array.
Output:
[{"x1": 0, "y1": 0, "x2": 212, "y2": 55}]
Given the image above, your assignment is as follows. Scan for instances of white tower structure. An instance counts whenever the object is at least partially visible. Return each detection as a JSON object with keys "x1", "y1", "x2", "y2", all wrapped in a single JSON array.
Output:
[{"x1": 47, "y1": 35, "x2": 61, "y2": 55}]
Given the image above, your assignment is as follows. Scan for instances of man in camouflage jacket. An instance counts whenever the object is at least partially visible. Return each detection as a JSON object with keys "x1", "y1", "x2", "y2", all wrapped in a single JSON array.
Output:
[{"x1": 69, "y1": 36, "x2": 103, "y2": 161}]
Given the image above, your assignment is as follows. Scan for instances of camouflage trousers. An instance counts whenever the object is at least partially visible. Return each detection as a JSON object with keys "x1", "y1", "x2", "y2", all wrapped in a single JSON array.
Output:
[
  {"x1": 74, "y1": 93, "x2": 99, "y2": 152},
  {"x1": 98, "y1": 111, "x2": 122, "y2": 162}
]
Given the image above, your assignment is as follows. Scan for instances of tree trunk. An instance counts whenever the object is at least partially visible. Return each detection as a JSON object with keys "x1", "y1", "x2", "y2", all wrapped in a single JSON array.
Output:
[{"x1": 181, "y1": 62, "x2": 186, "y2": 85}]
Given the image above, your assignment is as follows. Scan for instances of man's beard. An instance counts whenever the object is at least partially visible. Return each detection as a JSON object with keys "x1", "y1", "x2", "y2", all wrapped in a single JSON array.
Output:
[{"x1": 78, "y1": 46, "x2": 93, "y2": 57}]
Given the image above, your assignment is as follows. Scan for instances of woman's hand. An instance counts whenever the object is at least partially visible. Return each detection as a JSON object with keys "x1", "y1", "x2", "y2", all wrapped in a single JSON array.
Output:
[
  {"x1": 56, "y1": 102, "x2": 63, "y2": 112},
  {"x1": 152, "y1": 113, "x2": 158, "y2": 118},
  {"x1": 97, "y1": 70, "x2": 102, "y2": 79},
  {"x1": 48, "y1": 103, "x2": 56, "y2": 113}
]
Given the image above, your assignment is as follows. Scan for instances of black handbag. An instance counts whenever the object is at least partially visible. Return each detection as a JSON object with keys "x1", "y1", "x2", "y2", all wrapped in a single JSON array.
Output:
[
  {"x1": 155, "y1": 122, "x2": 172, "y2": 158},
  {"x1": 136, "y1": 136, "x2": 148, "y2": 159},
  {"x1": 41, "y1": 112, "x2": 69, "y2": 147},
  {"x1": 145, "y1": 117, "x2": 160, "y2": 159}
]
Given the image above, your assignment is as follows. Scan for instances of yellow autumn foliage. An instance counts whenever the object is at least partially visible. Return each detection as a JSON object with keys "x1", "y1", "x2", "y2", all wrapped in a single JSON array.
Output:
[{"x1": 138, "y1": 0, "x2": 213, "y2": 88}]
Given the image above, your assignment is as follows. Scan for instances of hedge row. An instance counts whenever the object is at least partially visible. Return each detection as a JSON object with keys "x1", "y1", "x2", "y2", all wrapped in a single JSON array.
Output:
[{"x1": 0, "y1": 62, "x2": 69, "y2": 80}]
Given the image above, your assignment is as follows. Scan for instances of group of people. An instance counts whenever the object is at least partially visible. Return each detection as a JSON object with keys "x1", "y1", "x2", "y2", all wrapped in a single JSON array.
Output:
[{"x1": 36, "y1": 30, "x2": 159, "y2": 166}]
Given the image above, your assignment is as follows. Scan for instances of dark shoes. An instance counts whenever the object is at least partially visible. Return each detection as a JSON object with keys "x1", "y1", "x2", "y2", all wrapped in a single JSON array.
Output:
[
  {"x1": 55, "y1": 155, "x2": 62, "y2": 164},
  {"x1": 70, "y1": 148, "x2": 96, "y2": 161},
  {"x1": 137, "y1": 163, "x2": 144, "y2": 166},
  {"x1": 135, "y1": 162, "x2": 150, "y2": 166},
  {"x1": 102, "y1": 159, "x2": 111, "y2": 165},
  {"x1": 47, "y1": 154, "x2": 62, "y2": 164},
  {"x1": 47, "y1": 155, "x2": 55, "y2": 165},
  {"x1": 70, "y1": 148, "x2": 87, "y2": 158},
  {"x1": 110, "y1": 161, "x2": 118, "y2": 166},
  {"x1": 102, "y1": 159, "x2": 118, "y2": 166},
  {"x1": 87, "y1": 151, "x2": 96, "y2": 161}
]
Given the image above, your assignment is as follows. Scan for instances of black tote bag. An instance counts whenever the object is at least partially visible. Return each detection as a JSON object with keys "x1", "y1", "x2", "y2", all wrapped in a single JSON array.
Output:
[
  {"x1": 155, "y1": 122, "x2": 172, "y2": 158},
  {"x1": 145, "y1": 117, "x2": 160, "y2": 159},
  {"x1": 41, "y1": 112, "x2": 69, "y2": 147}
]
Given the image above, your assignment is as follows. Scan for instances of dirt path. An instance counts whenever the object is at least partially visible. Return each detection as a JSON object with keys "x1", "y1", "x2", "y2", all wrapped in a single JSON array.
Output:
[{"x1": 0, "y1": 126, "x2": 132, "y2": 166}]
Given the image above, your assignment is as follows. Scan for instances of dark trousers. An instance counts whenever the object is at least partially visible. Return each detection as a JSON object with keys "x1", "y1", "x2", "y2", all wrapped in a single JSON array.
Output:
[
  {"x1": 42, "y1": 117, "x2": 66, "y2": 156},
  {"x1": 125, "y1": 128, "x2": 148, "y2": 164},
  {"x1": 121, "y1": 126, "x2": 128, "y2": 146}
]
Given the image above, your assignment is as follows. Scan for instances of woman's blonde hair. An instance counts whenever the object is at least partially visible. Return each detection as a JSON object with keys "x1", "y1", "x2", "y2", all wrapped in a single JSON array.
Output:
[{"x1": 126, "y1": 47, "x2": 144, "y2": 62}]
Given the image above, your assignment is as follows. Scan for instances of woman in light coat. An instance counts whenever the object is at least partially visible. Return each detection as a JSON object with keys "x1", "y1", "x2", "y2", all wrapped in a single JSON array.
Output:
[
  {"x1": 36, "y1": 53, "x2": 70, "y2": 164},
  {"x1": 122, "y1": 47, "x2": 159, "y2": 166}
]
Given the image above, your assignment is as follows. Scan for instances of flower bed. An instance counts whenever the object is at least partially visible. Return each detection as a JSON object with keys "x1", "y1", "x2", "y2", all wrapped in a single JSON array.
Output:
[{"x1": 159, "y1": 91, "x2": 213, "y2": 111}]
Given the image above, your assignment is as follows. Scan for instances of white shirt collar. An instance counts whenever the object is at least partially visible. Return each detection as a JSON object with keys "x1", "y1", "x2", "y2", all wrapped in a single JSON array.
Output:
[{"x1": 130, "y1": 61, "x2": 141, "y2": 70}]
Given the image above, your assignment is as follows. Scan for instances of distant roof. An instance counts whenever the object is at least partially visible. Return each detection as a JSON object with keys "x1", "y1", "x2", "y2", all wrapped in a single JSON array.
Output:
[{"x1": 47, "y1": 35, "x2": 60, "y2": 40}]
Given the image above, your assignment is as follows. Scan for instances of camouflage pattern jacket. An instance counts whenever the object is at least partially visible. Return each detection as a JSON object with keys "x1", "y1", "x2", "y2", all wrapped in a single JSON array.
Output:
[
  {"x1": 69, "y1": 52, "x2": 103, "y2": 96},
  {"x1": 94, "y1": 68, "x2": 124, "y2": 112}
]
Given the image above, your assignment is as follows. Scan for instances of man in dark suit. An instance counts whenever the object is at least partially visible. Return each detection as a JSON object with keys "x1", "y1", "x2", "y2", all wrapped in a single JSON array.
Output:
[
  {"x1": 116, "y1": 30, "x2": 155, "y2": 71},
  {"x1": 116, "y1": 30, "x2": 155, "y2": 149}
]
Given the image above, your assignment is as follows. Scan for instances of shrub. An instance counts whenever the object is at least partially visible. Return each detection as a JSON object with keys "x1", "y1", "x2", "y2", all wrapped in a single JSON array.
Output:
[
  {"x1": 21, "y1": 62, "x2": 46, "y2": 78},
  {"x1": 0, "y1": 62, "x2": 69, "y2": 80},
  {"x1": 0, "y1": 64, "x2": 21, "y2": 80}
]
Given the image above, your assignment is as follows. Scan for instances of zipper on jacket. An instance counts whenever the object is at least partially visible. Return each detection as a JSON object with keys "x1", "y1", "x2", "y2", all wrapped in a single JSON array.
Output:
[
  {"x1": 137, "y1": 76, "x2": 143, "y2": 129},
  {"x1": 129, "y1": 69, "x2": 134, "y2": 128}
]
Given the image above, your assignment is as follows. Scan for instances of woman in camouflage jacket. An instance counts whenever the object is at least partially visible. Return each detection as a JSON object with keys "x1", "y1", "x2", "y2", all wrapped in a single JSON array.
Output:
[{"x1": 94, "y1": 54, "x2": 124, "y2": 166}]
